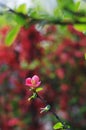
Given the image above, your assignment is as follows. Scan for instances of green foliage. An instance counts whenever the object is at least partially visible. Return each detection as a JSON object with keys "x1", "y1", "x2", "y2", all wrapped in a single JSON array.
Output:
[
  {"x1": 75, "y1": 1, "x2": 80, "y2": 11},
  {"x1": 40, "y1": 105, "x2": 51, "y2": 113},
  {"x1": 28, "y1": 60, "x2": 40, "y2": 70},
  {"x1": 16, "y1": 4, "x2": 27, "y2": 14},
  {"x1": 36, "y1": 87, "x2": 43, "y2": 92},
  {"x1": 57, "y1": 0, "x2": 74, "y2": 9},
  {"x1": 53, "y1": 122, "x2": 63, "y2": 130},
  {"x1": 0, "y1": 2, "x2": 86, "y2": 129},
  {"x1": 45, "y1": 105, "x2": 51, "y2": 111},
  {"x1": 20, "y1": 60, "x2": 40, "y2": 70},
  {"x1": 0, "y1": 1, "x2": 86, "y2": 36},
  {"x1": 0, "y1": 13, "x2": 16, "y2": 27},
  {"x1": 28, "y1": 93, "x2": 37, "y2": 101},
  {"x1": 74, "y1": 24, "x2": 86, "y2": 32},
  {"x1": 14, "y1": 15, "x2": 26, "y2": 26},
  {"x1": 5, "y1": 25, "x2": 20, "y2": 46}
]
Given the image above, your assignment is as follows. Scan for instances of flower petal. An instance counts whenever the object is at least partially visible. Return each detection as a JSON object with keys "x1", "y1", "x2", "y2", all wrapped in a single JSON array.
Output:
[
  {"x1": 35, "y1": 81, "x2": 41, "y2": 87},
  {"x1": 25, "y1": 75, "x2": 41, "y2": 88},
  {"x1": 32, "y1": 75, "x2": 39, "y2": 83},
  {"x1": 25, "y1": 78, "x2": 31, "y2": 86}
]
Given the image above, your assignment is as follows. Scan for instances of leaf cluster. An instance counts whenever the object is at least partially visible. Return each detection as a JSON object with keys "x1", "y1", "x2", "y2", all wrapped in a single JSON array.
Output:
[{"x1": 0, "y1": 1, "x2": 86, "y2": 46}]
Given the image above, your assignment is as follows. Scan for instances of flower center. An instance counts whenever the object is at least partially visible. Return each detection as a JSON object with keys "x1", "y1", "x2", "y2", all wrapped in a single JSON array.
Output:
[{"x1": 31, "y1": 79, "x2": 36, "y2": 85}]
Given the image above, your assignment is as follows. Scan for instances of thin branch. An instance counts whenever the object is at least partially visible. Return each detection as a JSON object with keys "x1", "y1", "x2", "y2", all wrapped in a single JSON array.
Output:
[
  {"x1": 0, "y1": 2, "x2": 28, "y2": 18},
  {"x1": 0, "y1": 2, "x2": 86, "y2": 26},
  {"x1": 36, "y1": 92, "x2": 70, "y2": 130},
  {"x1": 49, "y1": 20, "x2": 86, "y2": 25}
]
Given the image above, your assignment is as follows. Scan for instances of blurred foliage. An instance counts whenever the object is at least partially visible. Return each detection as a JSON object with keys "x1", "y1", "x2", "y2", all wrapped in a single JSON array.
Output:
[
  {"x1": 0, "y1": 0, "x2": 86, "y2": 46},
  {"x1": 0, "y1": 1, "x2": 86, "y2": 130}
]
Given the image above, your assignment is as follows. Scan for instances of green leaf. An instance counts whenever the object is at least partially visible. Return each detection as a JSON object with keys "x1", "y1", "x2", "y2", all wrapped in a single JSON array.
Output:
[
  {"x1": 5, "y1": 26, "x2": 20, "y2": 46},
  {"x1": 14, "y1": 15, "x2": 26, "y2": 26},
  {"x1": 28, "y1": 93, "x2": 37, "y2": 101},
  {"x1": 53, "y1": 122, "x2": 63, "y2": 130},
  {"x1": 36, "y1": 87, "x2": 43, "y2": 92},
  {"x1": 40, "y1": 105, "x2": 51, "y2": 113},
  {"x1": 75, "y1": 1, "x2": 80, "y2": 11},
  {"x1": 45, "y1": 105, "x2": 51, "y2": 111},
  {"x1": 74, "y1": 24, "x2": 86, "y2": 32},
  {"x1": 57, "y1": 0, "x2": 74, "y2": 10},
  {"x1": 54, "y1": 8, "x2": 63, "y2": 19},
  {"x1": 16, "y1": 4, "x2": 27, "y2": 14}
]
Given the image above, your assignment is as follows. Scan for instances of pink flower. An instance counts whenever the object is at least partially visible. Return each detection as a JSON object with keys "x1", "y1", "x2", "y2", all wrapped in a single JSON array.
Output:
[{"x1": 25, "y1": 75, "x2": 41, "y2": 88}]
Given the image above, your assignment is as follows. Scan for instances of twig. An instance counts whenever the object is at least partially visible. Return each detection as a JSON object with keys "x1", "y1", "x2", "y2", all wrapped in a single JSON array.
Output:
[
  {"x1": 35, "y1": 92, "x2": 70, "y2": 129},
  {"x1": 0, "y1": 2, "x2": 28, "y2": 18},
  {"x1": 0, "y1": 2, "x2": 86, "y2": 26},
  {"x1": 49, "y1": 20, "x2": 86, "y2": 25}
]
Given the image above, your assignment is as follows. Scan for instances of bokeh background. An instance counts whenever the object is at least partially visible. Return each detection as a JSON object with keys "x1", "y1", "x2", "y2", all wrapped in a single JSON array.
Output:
[{"x1": 0, "y1": 0, "x2": 86, "y2": 130}]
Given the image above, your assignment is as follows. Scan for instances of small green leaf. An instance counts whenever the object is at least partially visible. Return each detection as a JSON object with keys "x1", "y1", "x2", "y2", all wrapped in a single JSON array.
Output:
[
  {"x1": 40, "y1": 105, "x2": 51, "y2": 113},
  {"x1": 16, "y1": 4, "x2": 27, "y2": 14},
  {"x1": 74, "y1": 24, "x2": 86, "y2": 32},
  {"x1": 45, "y1": 105, "x2": 51, "y2": 111},
  {"x1": 28, "y1": 93, "x2": 37, "y2": 101},
  {"x1": 5, "y1": 26, "x2": 20, "y2": 46},
  {"x1": 36, "y1": 87, "x2": 43, "y2": 92},
  {"x1": 53, "y1": 122, "x2": 63, "y2": 130}
]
